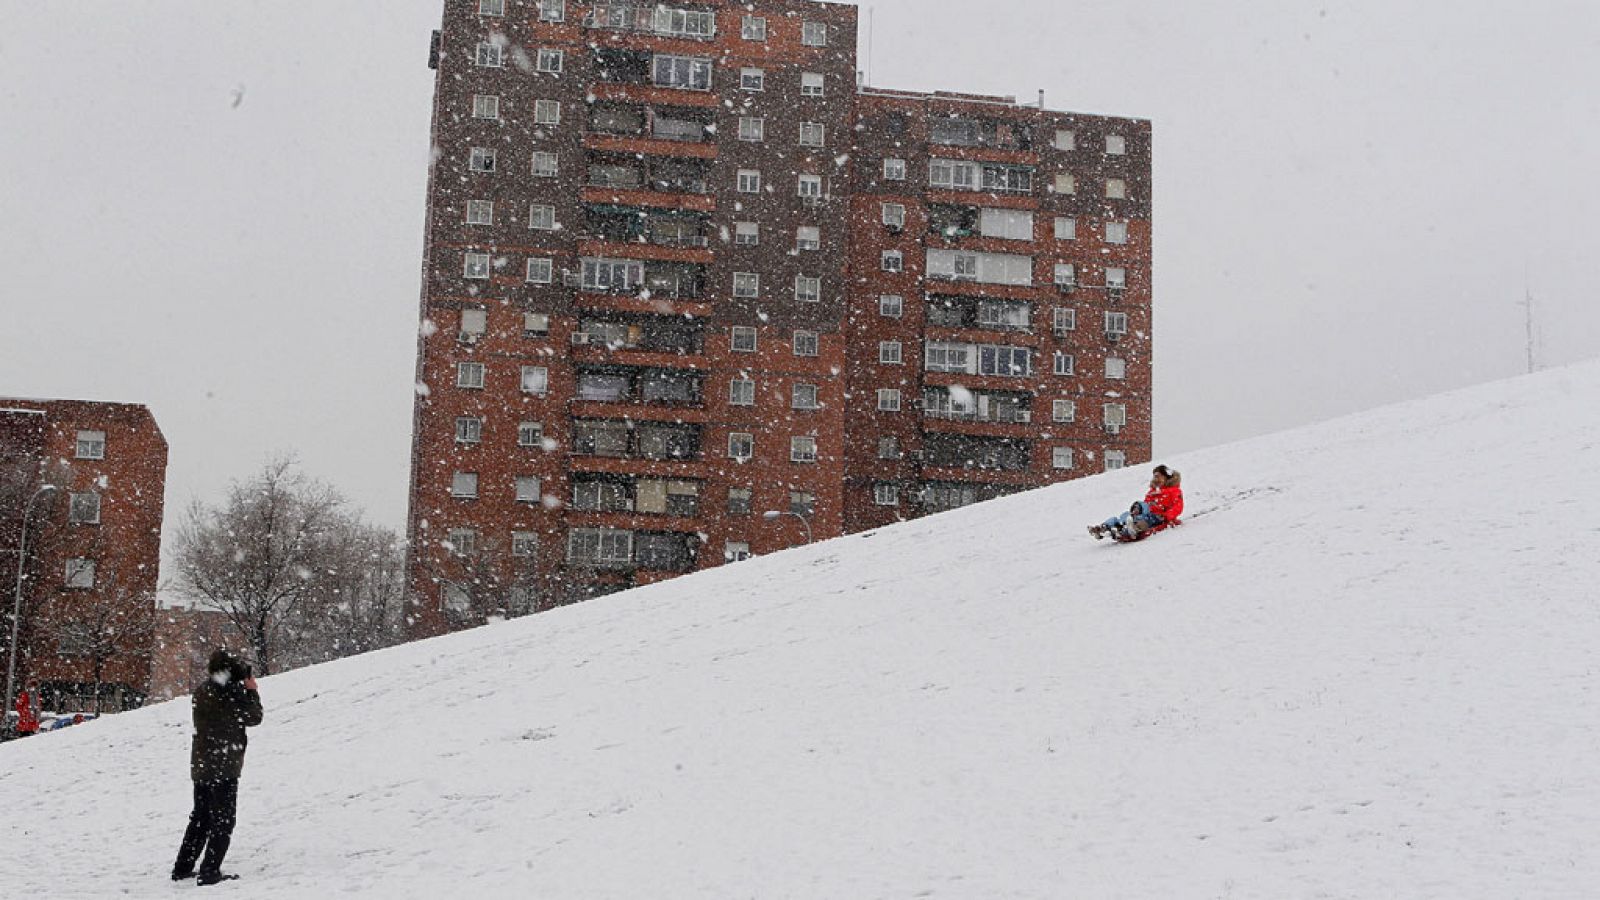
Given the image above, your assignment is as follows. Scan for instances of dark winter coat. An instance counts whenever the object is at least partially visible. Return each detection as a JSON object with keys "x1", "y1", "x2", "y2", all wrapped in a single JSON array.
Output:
[{"x1": 191, "y1": 677, "x2": 263, "y2": 782}]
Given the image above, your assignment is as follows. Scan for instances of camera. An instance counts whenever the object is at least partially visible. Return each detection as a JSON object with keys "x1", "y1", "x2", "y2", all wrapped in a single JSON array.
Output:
[{"x1": 230, "y1": 660, "x2": 253, "y2": 683}]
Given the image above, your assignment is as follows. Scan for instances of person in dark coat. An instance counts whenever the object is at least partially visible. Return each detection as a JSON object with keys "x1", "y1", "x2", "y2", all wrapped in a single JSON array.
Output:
[{"x1": 172, "y1": 649, "x2": 263, "y2": 886}]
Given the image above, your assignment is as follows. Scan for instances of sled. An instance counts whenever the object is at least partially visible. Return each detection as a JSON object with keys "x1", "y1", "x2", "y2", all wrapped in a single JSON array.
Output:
[{"x1": 1107, "y1": 519, "x2": 1180, "y2": 544}]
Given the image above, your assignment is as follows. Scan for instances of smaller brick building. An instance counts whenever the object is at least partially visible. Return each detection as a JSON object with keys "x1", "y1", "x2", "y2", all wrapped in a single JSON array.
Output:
[{"x1": 0, "y1": 399, "x2": 168, "y2": 713}]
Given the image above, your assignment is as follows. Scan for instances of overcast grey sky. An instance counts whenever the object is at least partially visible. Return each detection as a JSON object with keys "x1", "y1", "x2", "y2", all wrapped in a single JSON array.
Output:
[{"x1": 3, "y1": 0, "x2": 1598, "y2": 540}]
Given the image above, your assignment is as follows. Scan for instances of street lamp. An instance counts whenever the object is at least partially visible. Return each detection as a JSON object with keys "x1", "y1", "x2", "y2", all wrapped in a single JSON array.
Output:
[
  {"x1": 762, "y1": 509, "x2": 813, "y2": 545},
  {"x1": 7, "y1": 484, "x2": 58, "y2": 718}
]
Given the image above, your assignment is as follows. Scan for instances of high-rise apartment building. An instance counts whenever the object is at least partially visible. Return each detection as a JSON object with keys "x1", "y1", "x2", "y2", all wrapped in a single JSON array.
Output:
[
  {"x1": 407, "y1": 0, "x2": 1151, "y2": 635},
  {"x1": 0, "y1": 399, "x2": 168, "y2": 712}
]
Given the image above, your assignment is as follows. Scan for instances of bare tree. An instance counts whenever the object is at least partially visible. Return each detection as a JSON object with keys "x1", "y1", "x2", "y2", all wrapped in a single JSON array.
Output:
[
  {"x1": 43, "y1": 563, "x2": 155, "y2": 713},
  {"x1": 172, "y1": 457, "x2": 344, "y2": 676},
  {"x1": 296, "y1": 520, "x2": 407, "y2": 664}
]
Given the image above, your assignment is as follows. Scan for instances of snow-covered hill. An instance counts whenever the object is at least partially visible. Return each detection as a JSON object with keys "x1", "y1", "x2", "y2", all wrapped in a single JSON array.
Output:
[{"x1": 4, "y1": 363, "x2": 1599, "y2": 899}]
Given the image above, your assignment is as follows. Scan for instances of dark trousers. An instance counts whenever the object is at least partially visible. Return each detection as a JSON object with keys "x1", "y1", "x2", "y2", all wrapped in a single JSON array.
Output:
[{"x1": 174, "y1": 779, "x2": 238, "y2": 878}]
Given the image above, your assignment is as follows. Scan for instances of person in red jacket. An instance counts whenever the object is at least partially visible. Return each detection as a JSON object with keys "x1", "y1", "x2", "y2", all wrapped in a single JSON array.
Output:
[
  {"x1": 15, "y1": 679, "x2": 42, "y2": 737},
  {"x1": 1090, "y1": 466, "x2": 1184, "y2": 540}
]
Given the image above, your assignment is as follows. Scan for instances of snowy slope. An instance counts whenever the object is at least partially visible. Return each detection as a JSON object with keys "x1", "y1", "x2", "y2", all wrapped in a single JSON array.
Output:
[{"x1": 3, "y1": 362, "x2": 1600, "y2": 899}]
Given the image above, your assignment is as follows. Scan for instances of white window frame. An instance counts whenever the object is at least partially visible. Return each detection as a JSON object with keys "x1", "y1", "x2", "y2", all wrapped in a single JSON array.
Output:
[
  {"x1": 65, "y1": 559, "x2": 96, "y2": 589},
  {"x1": 741, "y1": 15, "x2": 767, "y2": 41},
  {"x1": 451, "y1": 472, "x2": 480, "y2": 499},
  {"x1": 517, "y1": 422, "x2": 544, "y2": 448},
  {"x1": 730, "y1": 378, "x2": 756, "y2": 406},
  {"x1": 1104, "y1": 403, "x2": 1128, "y2": 428},
  {"x1": 733, "y1": 272, "x2": 761, "y2": 298},
  {"x1": 879, "y1": 341, "x2": 903, "y2": 365},
  {"x1": 740, "y1": 67, "x2": 765, "y2": 91},
  {"x1": 790, "y1": 436, "x2": 818, "y2": 463},
  {"x1": 1053, "y1": 352, "x2": 1075, "y2": 376},
  {"x1": 796, "y1": 226, "x2": 820, "y2": 251},
  {"x1": 521, "y1": 366, "x2": 550, "y2": 395},
  {"x1": 725, "y1": 541, "x2": 752, "y2": 562},
  {"x1": 536, "y1": 49, "x2": 564, "y2": 74},
  {"x1": 529, "y1": 204, "x2": 557, "y2": 230},
  {"x1": 797, "y1": 174, "x2": 824, "y2": 198},
  {"x1": 454, "y1": 417, "x2": 480, "y2": 447},
  {"x1": 531, "y1": 151, "x2": 558, "y2": 177},
  {"x1": 879, "y1": 295, "x2": 903, "y2": 318},
  {"x1": 471, "y1": 94, "x2": 500, "y2": 120},
  {"x1": 729, "y1": 433, "x2": 754, "y2": 460},
  {"x1": 512, "y1": 531, "x2": 539, "y2": 557},
  {"x1": 737, "y1": 169, "x2": 761, "y2": 194},
  {"x1": 537, "y1": 0, "x2": 565, "y2": 23},
  {"x1": 793, "y1": 330, "x2": 819, "y2": 357},
  {"x1": 1105, "y1": 221, "x2": 1129, "y2": 244},
  {"x1": 800, "y1": 72, "x2": 825, "y2": 97},
  {"x1": 534, "y1": 99, "x2": 561, "y2": 126},
  {"x1": 457, "y1": 362, "x2": 486, "y2": 389},
  {"x1": 466, "y1": 200, "x2": 494, "y2": 225},
  {"x1": 1054, "y1": 216, "x2": 1077, "y2": 240},
  {"x1": 874, "y1": 484, "x2": 899, "y2": 506},
  {"x1": 1052, "y1": 447, "x2": 1074, "y2": 470},
  {"x1": 883, "y1": 158, "x2": 907, "y2": 181},
  {"x1": 801, "y1": 21, "x2": 828, "y2": 46},
  {"x1": 475, "y1": 41, "x2": 504, "y2": 68},
  {"x1": 731, "y1": 326, "x2": 758, "y2": 353},
  {"x1": 881, "y1": 250, "x2": 904, "y2": 273},
  {"x1": 1106, "y1": 357, "x2": 1127, "y2": 380},
  {"x1": 75, "y1": 430, "x2": 106, "y2": 460},
  {"x1": 734, "y1": 221, "x2": 759, "y2": 245},
  {"x1": 464, "y1": 252, "x2": 492, "y2": 280},
  {"x1": 738, "y1": 116, "x2": 765, "y2": 142},
  {"x1": 515, "y1": 476, "x2": 542, "y2": 504},
  {"x1": 652, "y1": 54, "x2": 714, "y2": 92},
  {"x1": 792, "y1": 383, "x2": 820, "y2": 410},
  {"x1": 1105, "y1": 450, "x2": 1128, "y2": 471},
  {"x1": 479, "y1": 0, "x2": 504, "y2": 15},
  {"x1": 460, "y1": 308, "x2": 488, "y2": 338},
  {"x1": 469, "y1": 147, "x2": 496, "y2": 173},
  {"x1": 524, "y1": 313, "x2": 550, "y2": 337},
  {"x1": 1106, "y1": 267, "x2": 1128, "y2": 290},
  {"x1": 1052, "y1": 399, "x2": 1077, "y2": 423},
  {"x1": 799, "y1": 122, "x2": 825, "y2": 147},
  {"x1": 526, "y1": 257, "x2": 554, "y2": 284},
  {"x1": 877, "y1": 389, "x2": 901, "y2": 412},
  {"x1": 68, "y1": 492, "x2": 101, "y2": 525},
  {"x1": 881, "y1": 203, "x2": 906, "y2": 229},
  {"x1": 447, "y1": 529, "x2": 477, "y2": 557},
  {"x1": 1053, "y1": 307, "x2": 1076, "y2": 335},
  {"x1": 1054, "y1": 263, "x2": 1077, "y2": 288},
  {"x1": 794, "y1": 275, "x2": 821, "y2": 303}
]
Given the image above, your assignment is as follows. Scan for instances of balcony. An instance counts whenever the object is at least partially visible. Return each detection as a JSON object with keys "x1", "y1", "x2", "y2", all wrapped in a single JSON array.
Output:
[
  {"x1": 583, "y1": 205, "x2": 712, "y2": 249},
  {"x1": 569, "y1": 257, "x2": 709, "y2": 301},
  {"x1": 571, "y1": 475, "x2": 703, "y2": 518},
  {"x1": 930, "y1": 117, "x2": 1035, "y2": 152},
  {"x1": 922, "y1": 433, "x2": 1033, "y2": 472},
  {"x1": 585, "y1": 4, "x2": 717, "y2": 40},
  {"x1": 575, "y1": 366, "x2": 705, "y2": 407},
  {"x1": 921, "y1": 389, "x2": 1033, "y2": 425},
  {"x1": 590, "y1": 104, "x2": 714, "y2": 145},
  {"x1": 927, "y1": 296, "x2": 1032, "y2": 334},
  {"x1": 587, "y1": 159, "x2": 710, "y2": 195},
  {"x1": 574, "y1": 316, "x2": 706, "y2": 356},
  {"x1": 572, "y1": 419, "x2": 702, "y2": 462}
]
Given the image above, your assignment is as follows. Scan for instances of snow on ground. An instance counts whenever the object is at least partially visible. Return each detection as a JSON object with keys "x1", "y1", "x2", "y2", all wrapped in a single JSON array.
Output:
[{"x1": 3, "y1": 362, "x2": 1599, "y2": 898}]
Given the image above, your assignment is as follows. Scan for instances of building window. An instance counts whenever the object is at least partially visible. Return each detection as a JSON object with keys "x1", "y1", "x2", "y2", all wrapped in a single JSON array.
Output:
[
  {"x1": 1054, "y1": 263, "x2": 1077, "y2": 288},
  {"x1": 471, "y1": 94, "x2": 500, "y2": 119},
  {"x1": 534, "y1": 99, "x2": 561, "y2": 125},
  {"x1": 880, "y1": 250, "x2": 904, "y2": 273},
  {"x1": 68, "y1": 493, "x2": 101, "y2": 525},
  {"x1": 731, "y1": 327, "x2": 757, "y2": 352},
  {"x1": 790, "y1": 436, "x2": 818, "y2": 463},
  {"x1": 466, "y1": 199, "x2": 494, "y2": 225},
  {"x1": 879, "y1": 295, "x2": 903, "y2": 318},
  {"x1": 797, "y1": 174, "x2": 823, "y2": 198},
  {"x1": 1106, "y1": 267, "x2": 1128, "y2": 290},
  {"x1": 537, "y1": 0, "x2": 565, "y2": 22},
  {"x1": 740, "y1": 67, "x2": 765, "y2": 91},
  {"x1": 1054, "y1": 129, "x2": 1076, "y2": 150},
  {"x1": 516, "y1": 476, "x2": 542, "y2": 504},
  {"x1": 1104, "y1": 450, "x2": 1127, "y2": 471},
  {"x1": 1106, "y1": 134, "x2": 1127, "y2": 155},
  {"x1": 469, "y1": 147, "x2": 496, "y2": 173},
  {"x1": 529, "y1": 204, "x2": 556, "y2": 230},
  {"x1": 652, "y1": 55, "x2": 713, "y2": 91},
  {"x1": 879, "y1": 341, "x2": 903, "y2": 365},
  {"x1": 479, "y1": 0, "x2": 504, "y2": 14},
  {"x1": 792, "y1": 383, "x2": 820, "y2": 410},
  {"x1": 1104, "y1": 403, "x2": 1128, "y2": 430},
  {"x1": 65, "y1": 559, "x2": 96, "y2": 590},
  {"x1": 793, "y1": 331, "x2": 819, "y2": 357},
  {"x1": 729, "y1": 378, "x2": 755, "y2": 406},
  {"x1": 877, "y1": 389, "x2": 901, "y2": 412},
  {"x1": 1105, "y1": 221, "x2": 1129, "y2": 244},
  {"x1": 464, "y1": 252, "x2": 491, "y2": 280},
  {"x1": 1106, "y1": 179, "x2": 1127, "y2": 200},
  {"x1": 524, "y1": 313, "x2": 550, "y2": 337},
  {"x1": 455, "y1": 417, "x2": 483, "y2": 444},
  {"x1": 882, "y1": 203, "x2": 906, "y2": 229},
  {"x1": 1052, "y1": 447, "x2": 1074, "y2": 470},
  {"x1": 725, "y1": 541, "x2": 752, "y2": 562},
  {"x1": 728, "y1": 487, "x2": 752, "y2": 514},
  {"x1": 457, "y1": 362, "x2": 486, "y2": 389},
  {"x1": 451, "y1": 472, "x2": 479, "y2": 499},
  {"x1": 75, "y1": 430, "x2": 106, "y2": 460},
  {"x1": 531, "y1": 152, "x2": 558, "y2": 177},
  {"x1": 1105, "y1": 312, "x2": 1129, "y2": 336},
  {"x1": 794, "y1": 276, "x2": 821, "y2": 303},
  {"x1": 738, "y1": 116, "x2": 765, "y2": 141},
  {"x1": 741, "y1": 15, "x2": 767, "y2": 40},
  {"x1": 1054, "y1": 173, "x2": 1076, "y2": 194},
  {"x1": 737, "y1": 169, "x2": 761, "y2": 193},
  {"x1": 536, "y1": 49, "x2": 564, "y2": 74},
  {"x1": 518, "y1": 422, "x2": 544, "y2": 447},
  {"x1": 1054, "y1": 216, "x2": 1076, "y2": 240},
  {"x1": 442, "y1": 529, "x2": 476, "y2": 558},
  {"x1": 526, "y1": 258, "x2": 554, "y2": 283},
  {"x1": 1052, "y1": 399, "x2": 1076, "y2": 423},
  {"x1": 883, "y1": 158, "x2": 907, "y2": 181},
  {"x1": 790, "y1": 491, "x2": 816, "y2": 517},
  {"x1": 475, "y1": 41, "x2": 504, "y2": 68},
  {"x1": 796, "y1": 226, "x2": 820, "y2": 251},
  {"x1": 1053, "y1": 352, "x2": 1075, "y2": 376},
  {"x1": 801, "y1": 72, "x2": 825, "y2": 97},
  {"x1": 1053, "y1": 307, "x2": 1076, "y2": 335},
  {"x1": 729, "y1": 433, "x2": 754, "y2": 460},
  {"x1": 521, "y1": 366, "x2": 549, "y2": 394},
  {"x1": 733, "y1": 222, "x2": 759, "y2": 246},
  {"x1": 1106, "y1": 357, "x2": 1127, "y2": 379},
  {"x1": 801, "y1": 21, "x2": 827, "y2": 46},
  {"x1": 567, "y1": 528, "x2": 633, "y2": 566},
  {"x1": 512, "y1": 531, "x2": 538, "y2": 557},
  {"x1": 799, "y1": 122, "x2": 826, "y2": 147},
  {"x1": 459, "y1": 308, "x2": 487, "y2": 341},
  {"x1": 733, "y1": 272, "x2": 760, "y2": 298},
  {"x1": 878, "y1": 436, "x2": 900, "y2": 460},
  {"x1": 874, "y1": 483, "x2": 899, "y2": 506}
]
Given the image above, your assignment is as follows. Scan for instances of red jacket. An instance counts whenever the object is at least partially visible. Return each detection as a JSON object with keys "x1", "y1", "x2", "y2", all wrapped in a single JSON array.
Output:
[
  {"x1": 15, "y1": 690, "x2": 40, "y2": 734},
  {"x1": 1146, "y1": 485, "x2": 1184, "y2": 522}
]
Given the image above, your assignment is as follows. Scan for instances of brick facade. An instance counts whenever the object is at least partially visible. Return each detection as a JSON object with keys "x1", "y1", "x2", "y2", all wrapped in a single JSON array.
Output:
[
  {"x1": 406, "y1": 0, "x2": 1152, "y2": 635},
  {"x1": 0, "y1": 399, "x2": 168, "y2": 712}
]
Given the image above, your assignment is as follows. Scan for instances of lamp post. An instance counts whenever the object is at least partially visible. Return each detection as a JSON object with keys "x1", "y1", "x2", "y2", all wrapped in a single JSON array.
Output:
[
  {"x1": 7, "y1": 484, "x2": 58, "y2": 717},
  {"x1": 762, "y1": 509, "x2": 813, "y2": 545}
]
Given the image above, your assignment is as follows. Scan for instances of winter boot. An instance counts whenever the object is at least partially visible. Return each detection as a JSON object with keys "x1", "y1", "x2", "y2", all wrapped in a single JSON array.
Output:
[
  {"x1": 1088, "y1": 524, "x2": 1105, "y2": 539},
  {"x1": 197, "y1": 872, "x2": 240, "y2": 887}
]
